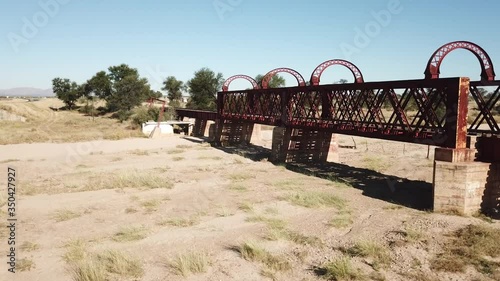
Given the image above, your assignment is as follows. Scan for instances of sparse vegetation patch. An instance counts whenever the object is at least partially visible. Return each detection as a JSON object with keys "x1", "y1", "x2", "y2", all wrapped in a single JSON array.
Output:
[
  {"x1": 431, "y1": 224, "x2": 500, "y2": 275},
  {"x1": 285, "y1": 191, "x2": 346, "y2": 209},
  {"x1": 169, "y1": 252, "x2": 211, "y2": 277}
]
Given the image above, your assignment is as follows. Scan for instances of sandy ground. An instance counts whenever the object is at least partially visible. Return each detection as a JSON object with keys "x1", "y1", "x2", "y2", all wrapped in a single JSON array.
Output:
[{"x1": 0, "y1": 132, "x2": 498, "y2": 281}]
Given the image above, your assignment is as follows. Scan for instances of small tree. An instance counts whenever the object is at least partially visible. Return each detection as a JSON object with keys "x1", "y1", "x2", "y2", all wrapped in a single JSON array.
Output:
[
  {"x1": 87, "y1": 71, "x2": 112, "y2": 100},
  {"x1": 146, "y1": 90, "x2": 163, "y2": 100},
  {"x1": 162, "y1": 76, "x2": 184, "y2": 107},
  {"x1": 186, "y1": 68, "x2": 224, "y2": 110},
  {"x1": 87, "y1": 64, "x2": 153, "y2": 116},
  {"x1": 52, "y1": 78, "x2": 81, "y2": 110},
  {"x1": 108, "y1": 64, "x2": 139, "y2": 83},
  {"x1": 107, "y1": 74, "x2": 151, "y2": 112},
  {"x1": 255, "y1": 74, "x2": 286, "y2": 88}
]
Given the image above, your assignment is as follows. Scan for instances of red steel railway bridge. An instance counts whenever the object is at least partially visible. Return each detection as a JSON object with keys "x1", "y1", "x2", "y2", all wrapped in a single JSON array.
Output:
[{"x1": 175, "y1": 41, "x2": 500, "y2": 216}]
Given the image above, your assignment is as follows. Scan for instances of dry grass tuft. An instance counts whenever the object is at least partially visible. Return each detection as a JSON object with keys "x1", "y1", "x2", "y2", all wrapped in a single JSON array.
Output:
[
  {"x1": 266, "y1": 228, "x2": 323, "y2": 246},
  {"x1": 63, "y1": 239, "x2": 106, "y2": 281},
  {"x1": 233, "y1": 158, "x2": 244, "y2": 164},
  {"x1": 69, "y1": 258, "x2": 106, "y2": 281},
  {"x1": 238, "y1": 202, "x2": 254, "y2": 212},
  {"x1": 198, "y1": 155, "x2": 223, "y2": 160},
  {"x1": 271, "y1": 180, "x2": 303, "y2": 190},
  {"x1": 125, "y1": 207, "x2": 138, "y2": 214},
  {"x1": 431, "y1": 224, "x2": 500, "y2": 275},
  {"x1": 168, "y1": 149, "x2": 185, "y2": 154},
  {"x1": 264, "y1": 207, "x2": 279, "y2": 215},
  {"x1": 129, "y1": 149, "x2": 149, "y2": 156},
  {"x1": 0, "y1": 159, "x2": 20, "y2": 164},
  {"x1": 112, "y1": 226, "x2": 148, "y2": 242},
  {"x1": 228, "y1": 183, "x2": 248, "y2": 192},
  {"x1": 176, "y1": 145, "x2": 193, "y2": 149},
  {"x1": 346, "y1": 240, "x2": 391, "y2": 269},
  {"x1": 169, "y1": 252, "x2": 211, "y2": 277},
  {"x1": 328, "y1": 216, "x2": 354, "y2": 229},
  {"x1": 362, "y1": 156, "x2": 388, "y2": 172},
  {"x1": 319, "y1": 256, "x2": 363, "y2": 280},
  {"x1": 403, "y1": 227, "x2": 426, "y2": 243},
  {"x1": 97, "y1": 250, "x2": 144, "y2": 278},
  {"x1": 216, "y1": 207, "x2": 235, "y2": 217},
  {"x1": 163, "y1": 217, "x2": 200, "y2": 227},
  {"x1": 246, "y1": 216, "x2": 287, "y2": 230},
  {"x1": 20, "y1": 241, "x2": 40, "y2": 252},
  {"x1": 260, "y1": 268, "x2": 278, "y2": 280},
  {"x1": 228, "y1": 173, "x2": 256, "y2": 182},
  {"x1": 285, "y1": 191, "x2": 346, "y2": 209},
  {"x1": 17, "y1": 258, "x2": 35, "y2": 272},
  {"x1": 227, "y1": 172, "x2": 255, "y2": 183},
  {"x1": 328, "y1": 210, "x2": 354, "y2": 229},
  {"x1": 52, "y1": 209, "x2": 82, "y2": 222},
  {"x1": 64, "y1": 241, "x2": 143, "y2": 281},
  {"x1": 383, "y1": 204, "x2": 404, "y2": 210},
  {"x1": 140, "y1": 199, "x2": 161, "y2": 213},
  {"x1": 111, "y1": 156, "x2": 123, "y2": 162},
  {"x1": 86, "y1": 171, "x2": 173, "y2": 190},
  {"x1": 63, "y1": 239, "x2": 88, "y2": 263},
  {"x1": 399, "y1": 270, "x2": 439, "y2": 281},
  {"x1": 239, "y1": 241, "x2": 291, "y2": 272}
]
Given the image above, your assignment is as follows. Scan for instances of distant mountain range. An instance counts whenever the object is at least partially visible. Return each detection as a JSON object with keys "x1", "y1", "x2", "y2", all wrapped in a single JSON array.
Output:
[{"x1": 0, "y1": 88, "x2": 55, "y2": 97}]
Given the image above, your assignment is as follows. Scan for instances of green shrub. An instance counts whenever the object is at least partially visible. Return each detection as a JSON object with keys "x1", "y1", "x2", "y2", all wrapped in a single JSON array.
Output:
[
  {"x1": 131, "y1": 106, "x2": 177, "y2": 126},
  {"x1": 114, "y1": 110, "x2": 133, "y2": 122}
]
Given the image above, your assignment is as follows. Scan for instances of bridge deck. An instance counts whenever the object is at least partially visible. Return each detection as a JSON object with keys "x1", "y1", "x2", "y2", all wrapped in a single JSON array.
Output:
[
  {"x1": 175, "y1": 77, "x2": 500, "y2": 149},
  {"x1": 218, "y1": 77, "x2": 470, "y2": 148}
]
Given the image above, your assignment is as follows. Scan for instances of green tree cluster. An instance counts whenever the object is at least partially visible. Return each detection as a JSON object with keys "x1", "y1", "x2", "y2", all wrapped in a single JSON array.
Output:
[
  {"x1": 185, "y1": 68, "x2": 224, "y2": 111},
  {"x1": 53, "y1": 66, "x2": 229, "y2": 122},
  {"x1": 52, "y1": 64, "x2": 160, "y2": 121}
]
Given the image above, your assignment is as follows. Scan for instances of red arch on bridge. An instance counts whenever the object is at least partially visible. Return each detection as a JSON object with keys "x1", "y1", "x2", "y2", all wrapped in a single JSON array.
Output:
[
  {"x1": 261, "y1": 68, "x2": 306, "y2": 89},
  {"x1": 424, "y1": 41, "x2": 496, "y2": 81},
  {"x1": 310, "y1": 59, "x2": 364, "y2": 85},
  {"x1": 222, "y1": 75, "x2": 260, "y2": 92}
]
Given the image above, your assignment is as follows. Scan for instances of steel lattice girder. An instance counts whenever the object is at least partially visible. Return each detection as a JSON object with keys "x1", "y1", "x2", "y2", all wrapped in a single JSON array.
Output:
[
  {"x1": 468, "y1": 80, "x2": 500, "y2": 135},
  {"x1": 218, "y1": 77, "x2": 470, "y2": 148},
  {"x1": 175, "y1": 108, "x2": 217, "y2": 121}
]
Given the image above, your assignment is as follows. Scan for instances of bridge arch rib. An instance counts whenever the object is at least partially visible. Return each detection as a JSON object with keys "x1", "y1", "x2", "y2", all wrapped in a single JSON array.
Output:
[
  {"x1": 310, "y1": 59, "x2": 364, "y2": 85},
  {"x1": 261, "y1": 68, "x2": 306, "y2": 89},
  {"x1": 222, "y1": 75, "x2": 260, "y2": 92},
  {"x1": 424, "y1": 41, "x2": 496, "y2": 81}
]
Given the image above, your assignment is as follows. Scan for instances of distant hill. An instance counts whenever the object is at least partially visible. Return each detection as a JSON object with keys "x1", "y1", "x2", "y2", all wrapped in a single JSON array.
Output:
[{"x1": 0, "y1": 88, "x2": 55, "y2": 97}]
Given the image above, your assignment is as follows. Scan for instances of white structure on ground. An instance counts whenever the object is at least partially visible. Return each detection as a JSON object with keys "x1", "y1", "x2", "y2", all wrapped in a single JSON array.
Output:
[{"x1": 141, "y1": 122, "x2": 174, "y2": 137}]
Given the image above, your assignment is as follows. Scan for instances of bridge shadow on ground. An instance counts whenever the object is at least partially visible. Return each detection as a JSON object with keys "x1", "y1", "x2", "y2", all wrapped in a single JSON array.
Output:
[{"x1": 214, "y1": 143, "x2": 433, "y2": 211}]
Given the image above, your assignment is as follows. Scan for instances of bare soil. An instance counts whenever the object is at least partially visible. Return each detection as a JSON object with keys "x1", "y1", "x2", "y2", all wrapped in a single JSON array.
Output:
[{"x1": 0, "y1": 99, "x2": 498, "y2": 281}]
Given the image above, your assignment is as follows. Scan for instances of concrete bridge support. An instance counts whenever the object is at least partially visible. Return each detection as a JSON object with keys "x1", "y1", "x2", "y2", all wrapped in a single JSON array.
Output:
[
  {"x1": 215, "y1": 119, "x2": 255, "y2": 146},
  {"x1": 270, "y1": 127, "x2": 337, "y2": 164},
  {"x1": 475, "y1": 137, "x2": 500, "y2": 214},
  {"x1": 433, "y1": 137, "x2": 500, "y2": 215},
  {"x1": 192, "y1": 119, "x2": 208, "y2": 137}
]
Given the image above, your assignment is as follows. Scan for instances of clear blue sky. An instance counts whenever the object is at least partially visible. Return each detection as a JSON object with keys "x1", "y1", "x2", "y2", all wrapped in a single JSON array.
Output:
[{"x1": 1, "y1": 0, "x2": 499, "y2": 91}]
